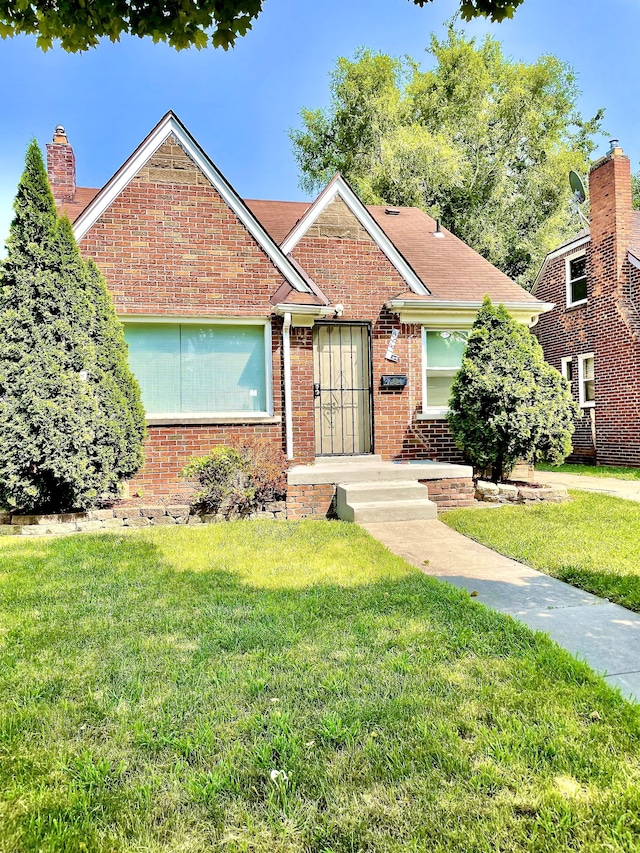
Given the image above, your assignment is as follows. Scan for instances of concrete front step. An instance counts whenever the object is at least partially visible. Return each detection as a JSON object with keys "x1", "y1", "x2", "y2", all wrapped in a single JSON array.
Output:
[
  {"x1": 288, "y1": 459, "x2": 472, "y2": 486},
  {"x1": 337, "y1": 480, "x2": 430, "y2": 504},
  {"x1": 336, "y1": 481, "x2": 437, "y2": 523}
]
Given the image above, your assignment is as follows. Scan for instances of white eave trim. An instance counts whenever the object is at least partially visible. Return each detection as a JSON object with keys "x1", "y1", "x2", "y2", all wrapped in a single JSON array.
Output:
[
  {"x1": 386, "y1": 298, "x2": 554, "y2": 328},
  {"x1": 280, "y1": 175, "x2": 430, "y2": 297},
  {"x1": 532, "y1": 234, "x2": 591, "y2": 295},
  {"x1": 72, "y1": 111, "x2": 312, "y2": 294},
  {"x1": 628, "y1": 249, "x2": 640, "y2": 270},
  {"x1": 273, "y1": 303, "x2": 335, "y2": 327}
]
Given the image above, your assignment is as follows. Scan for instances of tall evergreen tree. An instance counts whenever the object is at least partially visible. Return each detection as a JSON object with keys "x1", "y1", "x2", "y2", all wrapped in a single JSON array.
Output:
[
  {"x1": 84, "y1": 258, "x2": 146, "y2": 484},
  {"x1": 0, "y1": 141, "x2": 144, "y2": 512}
]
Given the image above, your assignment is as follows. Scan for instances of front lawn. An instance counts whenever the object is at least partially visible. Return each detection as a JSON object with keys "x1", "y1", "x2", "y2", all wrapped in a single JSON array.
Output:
[
  {"x1": 445, "y1": 492, "x2": 640, "y2": 613},
  {"x1": 1, "y1": 521, "x2": 639, "y2": 852},
  {"x1": 536, "y1": 461, "x2": 640, "y2": 481}
]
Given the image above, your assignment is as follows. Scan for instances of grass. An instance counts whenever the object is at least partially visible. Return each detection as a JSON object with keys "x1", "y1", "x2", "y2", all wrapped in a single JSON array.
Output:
[
  {"x1": 536, "y1": 461, "x2": 640, "y2": 481},
  {"x1": 444, "y1": 491, "x2": 640, "y2": 613},
  {"x1": 0, "y1": 520, "x2": 639, "y2": 853}
]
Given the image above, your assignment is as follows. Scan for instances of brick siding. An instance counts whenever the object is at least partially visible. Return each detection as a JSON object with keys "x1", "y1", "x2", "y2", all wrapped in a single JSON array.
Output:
[{"x1": 536, "y1": 149, "x2": 640, "y2": 467}]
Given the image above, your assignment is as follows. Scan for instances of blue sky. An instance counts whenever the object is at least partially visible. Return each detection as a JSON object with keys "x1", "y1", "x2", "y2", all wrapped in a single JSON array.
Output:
[{"x1": 1, "y1": 0, "x2": 639, "y2": 247}]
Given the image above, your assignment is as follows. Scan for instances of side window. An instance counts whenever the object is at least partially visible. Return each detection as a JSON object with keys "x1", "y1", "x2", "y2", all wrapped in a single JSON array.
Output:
[
  {"x1": 578, "y1": 353, "x2": 595, "y2": 407},
  {"x1": 561, "y1": 356, "x2": 573, "y2": 382},
  {"x1": 566, "y1": 254, "x2": 587, "y2": 306}
]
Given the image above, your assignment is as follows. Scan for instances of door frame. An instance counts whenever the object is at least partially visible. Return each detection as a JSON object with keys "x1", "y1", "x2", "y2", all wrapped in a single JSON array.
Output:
[{"x1": 313, "y1": 320, "x2": 375, "y2": 457}]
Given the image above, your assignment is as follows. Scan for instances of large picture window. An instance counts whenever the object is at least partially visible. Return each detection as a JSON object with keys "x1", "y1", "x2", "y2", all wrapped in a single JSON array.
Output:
[
  {"x1": 422, "y1": 329, "x2": 469, "y2": 415},
  {"x1": 124, "y1": 321, "x2": 271, "y2": 419}
]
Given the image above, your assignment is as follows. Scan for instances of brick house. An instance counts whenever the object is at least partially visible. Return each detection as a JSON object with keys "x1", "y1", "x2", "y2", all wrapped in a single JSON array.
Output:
[
  {"x1": 534, "y1": 141, "x2": 640, "y2": 466},
  {"x1": 46, "y1": 112, "x2": 551, "y2": 510}
]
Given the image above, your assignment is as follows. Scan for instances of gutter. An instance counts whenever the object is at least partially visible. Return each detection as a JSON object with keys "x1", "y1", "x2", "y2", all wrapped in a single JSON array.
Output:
[{"x1": 283, "y1": 312, "x2": 294, "y2": 460}]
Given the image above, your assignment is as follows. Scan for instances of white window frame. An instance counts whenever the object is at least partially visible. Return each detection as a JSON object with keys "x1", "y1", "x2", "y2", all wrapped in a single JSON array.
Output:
[
  {"x1": 560, "y1": 356, "x2": 573, "y2": 382},
  {"x1": 565, "y1": 252, "x2": 587, "y2": 308},
  {"x1": 419, "y1": 327, "x2": 469, "y2": 419},
  {"x1": 121, "y1": 315, "x2": 274, "y2": 422},
  {"x1": 577, "y1": 352, "x2": 595, "y2": 408}
]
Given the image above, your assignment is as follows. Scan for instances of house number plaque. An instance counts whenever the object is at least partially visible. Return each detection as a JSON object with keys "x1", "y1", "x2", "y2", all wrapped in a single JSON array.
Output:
[{"x1": 385, "y1": 329, "x2": 400, "y2": 362}]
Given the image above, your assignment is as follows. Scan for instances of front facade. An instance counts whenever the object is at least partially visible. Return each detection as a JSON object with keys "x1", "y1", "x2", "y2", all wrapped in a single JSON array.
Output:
[
  {"x1": 534, "y1": 142, "x2": 640, "y2": 466},
  {"x1": 47, "y1": 113, "x2": 550, "y2": 498}
]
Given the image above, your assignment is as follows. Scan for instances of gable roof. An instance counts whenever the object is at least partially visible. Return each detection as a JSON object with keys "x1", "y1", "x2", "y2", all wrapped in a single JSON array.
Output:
[
  {"x1": 278, "y1": 174, "x2": 431, "y2": 297},
  {"x1": 71, "y1": 111, "x2": 314, "y2": 295},
  {"x1": 249, "y1": 199, "x2": 539, "y2": 305},
  {"x1": 533, "y1": 212, "x2": 640, "y2": 295}
]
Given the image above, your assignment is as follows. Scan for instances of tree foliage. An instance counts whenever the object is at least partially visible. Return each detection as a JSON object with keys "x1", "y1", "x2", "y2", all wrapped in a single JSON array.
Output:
[
  {"x1": 633, "y1": 170, "x2": 640, "y2": 211},
  {"x1": 291, "y1": 30, "x2": 604, "y2": 289},
  {"x1": 0, "y1": 141, "x2": 145, "y2": 513},
  {"x1": 0, "y1": 0, "x2": 525, "y2": 52},
  {"x1": 447, "y1": 297, "x2": 578, "y2": 482}
]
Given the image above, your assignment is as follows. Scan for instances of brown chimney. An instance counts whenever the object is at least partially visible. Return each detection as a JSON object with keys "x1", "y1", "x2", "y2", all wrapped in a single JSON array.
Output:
[
  {"x1": 46, "y1": 125, "x2": 76, "y2": 204},
  {"x1": 588, "y1": 140, "x2": 632, "y2": 282}
]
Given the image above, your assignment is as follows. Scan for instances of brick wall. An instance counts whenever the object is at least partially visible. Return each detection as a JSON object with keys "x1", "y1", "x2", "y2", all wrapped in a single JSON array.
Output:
[
  {"x1": 77, "y1": 136, "x2": 289, "y2": 496},
  {"x1": 420, "y1": 477, "x2": 475, "y2": 509},
  {"x1": 535, "y1": 148, "x2": 640, "y2": 466},
  {"x1": 290, "y1": 197, "x2": 464, "y2": 464}
]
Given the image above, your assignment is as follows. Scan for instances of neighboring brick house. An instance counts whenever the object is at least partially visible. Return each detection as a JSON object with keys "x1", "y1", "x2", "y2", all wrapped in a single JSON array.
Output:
[
  {"x1": 534, "y1": 141, "x2": 640, "y2": 466},
  {"x1": 47, "y1": 112, "x2": 551, "y2": 497}
]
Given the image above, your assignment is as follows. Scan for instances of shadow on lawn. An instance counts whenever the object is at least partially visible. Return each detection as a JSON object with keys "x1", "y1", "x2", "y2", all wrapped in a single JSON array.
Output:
[{"x1": 1, "y1": 529, "x2": 639, "y2": 853}]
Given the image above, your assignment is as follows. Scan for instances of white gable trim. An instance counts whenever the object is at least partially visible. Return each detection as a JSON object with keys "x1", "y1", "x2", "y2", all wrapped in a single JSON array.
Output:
[
  {"x1": 532, "y1": 234, "x2": 591, "y2": 295},
  {"x1": 280, "y1": 175, "x2": 430, "y2": 296},
  {"x1": 72, "y1": 112, "x2": 312, "y2": 294}
]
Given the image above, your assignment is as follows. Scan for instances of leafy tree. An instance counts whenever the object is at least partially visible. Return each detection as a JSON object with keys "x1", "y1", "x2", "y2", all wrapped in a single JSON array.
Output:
[
  {"x1": 0, "y1": 141, "x2": 144, "y2": 512},
  {"x1": 447, "y1": 297, "x2": 578, "y2": 482},
  {"x1": 633, "y1": 170, "x2": 640, "y2": 210},
  {"x1": 0, "y1": 0, "x2": 524, "y2": 52},
  {"x1": 291, "y1": 30, "x2": 604, "y2": 290}
]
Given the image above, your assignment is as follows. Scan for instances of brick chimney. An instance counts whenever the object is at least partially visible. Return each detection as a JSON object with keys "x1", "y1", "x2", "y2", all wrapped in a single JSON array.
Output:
[
  {"x1": 588, "y1": 140, "x2": 633, "y2": 283},
  {"x1": 46, "y1": 125, "x2": 76, "y2": 203}
]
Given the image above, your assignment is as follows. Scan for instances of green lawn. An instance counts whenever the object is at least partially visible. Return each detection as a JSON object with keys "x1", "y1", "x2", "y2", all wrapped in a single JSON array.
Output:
[
  {"x1": 1, "y1": 521, "x2": 639, "y2": 852},
  {"x1": 445, "y1": 491, "x2": 640, "y2": 613},
  {"x1": 536, "y1": 461, "x2": 640, "y2": 481}
]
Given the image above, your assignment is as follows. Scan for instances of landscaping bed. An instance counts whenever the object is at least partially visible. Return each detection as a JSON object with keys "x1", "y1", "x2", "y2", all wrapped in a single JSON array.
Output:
[
  {"x1": 0, "y1": 521, "x2": 638, "y2": 852},
  {"x1": 444, "y1": 491, "x2": 640, "y2": 613}
]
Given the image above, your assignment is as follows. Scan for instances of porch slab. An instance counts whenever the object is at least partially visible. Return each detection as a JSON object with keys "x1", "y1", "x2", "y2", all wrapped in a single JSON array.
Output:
[{"x1": 287, "y1": 458, "x2": 473, "y2": 486}]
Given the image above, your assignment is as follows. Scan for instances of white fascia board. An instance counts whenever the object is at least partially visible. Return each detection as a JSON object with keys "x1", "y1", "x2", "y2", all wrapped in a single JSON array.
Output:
[
  {"x1": 280, "y1": 176, "x2": 430, "y2": 296},
  {"x1": 628, "y1": 250, "x2": 640, "y2": 270},
  {"x1": 72, "y1": 112, "x2": 312, "y2": 294},
  {"x1": 532, "y1": 234, "x2": 591, "y2": 295},
  {"x1": 273, "y1": 303, "x2": 335, "y2": 327},
  {"x1": 386, "y1": 298, "x2": 554, "y2": 328}
]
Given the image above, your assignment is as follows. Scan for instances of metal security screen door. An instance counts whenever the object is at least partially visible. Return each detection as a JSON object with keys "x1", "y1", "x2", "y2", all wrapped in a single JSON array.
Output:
[{"x1": 313, "y1": 324, "x2": 372, "y2": 455}]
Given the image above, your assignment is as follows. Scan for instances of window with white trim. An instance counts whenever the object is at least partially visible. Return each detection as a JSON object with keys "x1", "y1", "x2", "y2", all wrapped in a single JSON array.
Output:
[
  {"x1": 422, "y1": 329, "x2": 469, "y2": 415},
  {"x1": 124, "y1": 320, "x2": 272, "y2": 418},
  {"x1": 566, "y1": 254, "x2": 587, "y2": 306},
  {"x1": 560, "y1": 356, "x2": 573, "y2": 382},
  {"x1": 577, "y1": 353, "x2": 595, "y2": 408}
]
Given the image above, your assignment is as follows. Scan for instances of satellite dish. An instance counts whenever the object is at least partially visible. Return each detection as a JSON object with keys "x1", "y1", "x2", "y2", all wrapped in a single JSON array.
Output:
[
  {"x1": 569, "y1": 170, "x2": 588, "y2": 226},
  {"x1": 569, "y1": 170, "x2": 586, "y2": 204}
]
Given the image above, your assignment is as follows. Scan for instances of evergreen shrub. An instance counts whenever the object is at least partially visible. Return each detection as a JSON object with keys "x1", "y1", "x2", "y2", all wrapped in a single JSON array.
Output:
[{"x1": 447, "y1": 297, "x2": 578, "y2": 482}]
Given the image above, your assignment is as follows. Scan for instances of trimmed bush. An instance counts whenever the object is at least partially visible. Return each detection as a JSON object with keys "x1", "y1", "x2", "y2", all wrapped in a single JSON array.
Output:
[
  {"x1": 184, "y1": 438, "x2": 286, "y2": 516},
  {"x1": 447, "y1": 297, "x2": 578, "y2": 482}
]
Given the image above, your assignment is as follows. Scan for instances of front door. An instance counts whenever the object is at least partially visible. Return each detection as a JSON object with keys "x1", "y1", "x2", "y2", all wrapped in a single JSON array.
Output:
[{"x1": 313, "y1": 323, "x2": 372, "y2": 455}]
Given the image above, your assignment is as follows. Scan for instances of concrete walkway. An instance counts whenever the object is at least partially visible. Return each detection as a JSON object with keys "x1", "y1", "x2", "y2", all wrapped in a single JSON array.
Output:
[
  {"x1": 363, "y1": 519, "x2": 640, "y2": 703},
  {"x1": 535, "y1": 469, "x2": 640, "y2": 503}
]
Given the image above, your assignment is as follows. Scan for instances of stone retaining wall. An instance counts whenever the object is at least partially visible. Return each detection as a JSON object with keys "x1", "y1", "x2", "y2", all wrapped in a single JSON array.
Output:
[
  {"x1": 475, "y1": 481, "x2": 569, "y2": 505},
  {"x1": 0, "y1": 500, "x2": 286, "y2": 536}
]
